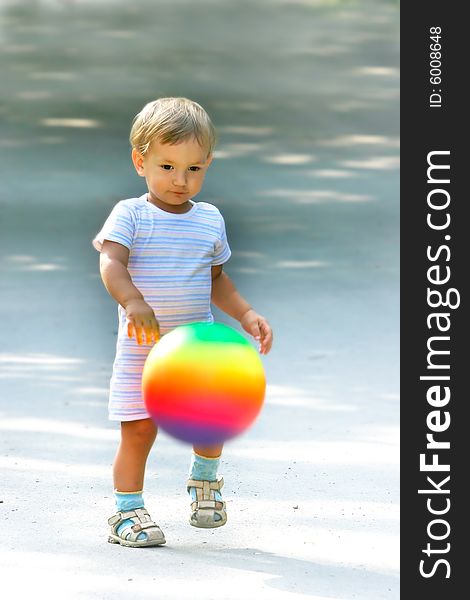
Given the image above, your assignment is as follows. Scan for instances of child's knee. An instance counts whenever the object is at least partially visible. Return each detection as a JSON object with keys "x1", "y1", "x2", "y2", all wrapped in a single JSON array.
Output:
[{"x1": 121, "y1": 418, "x2": 157, "y2": 445}]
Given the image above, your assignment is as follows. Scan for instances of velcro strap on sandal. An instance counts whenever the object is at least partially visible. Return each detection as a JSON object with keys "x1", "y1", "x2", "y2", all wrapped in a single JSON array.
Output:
[
  {"x1": 196, "y1": 500, "x2": 217, "y2": 509},
  {"x1": 187, "y1": 476, "x2": 224, "y2": 491},
  {"x1": 133, "y1": 508, "x2": 150, "y2": 520},
  {"x1": 123, "y1": 509, "x2": 147, "y2": 520},
  {"x1": 107, "y1": 508, "x2": 148, "y2": 527},
  {"x1": 108, "y1": 513, "x2": 122, "y2": 526}
]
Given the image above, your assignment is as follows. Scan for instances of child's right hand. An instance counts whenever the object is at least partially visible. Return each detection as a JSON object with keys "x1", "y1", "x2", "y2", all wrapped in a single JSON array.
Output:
[{"x1": 125, "y1": 299, "x2": 160, "y2": 345}]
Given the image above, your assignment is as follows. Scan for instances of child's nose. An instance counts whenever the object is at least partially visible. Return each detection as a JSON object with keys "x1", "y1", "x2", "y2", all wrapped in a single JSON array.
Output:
[{"x1": 173, "y1": 171, "x2": 187, "y2": 186}]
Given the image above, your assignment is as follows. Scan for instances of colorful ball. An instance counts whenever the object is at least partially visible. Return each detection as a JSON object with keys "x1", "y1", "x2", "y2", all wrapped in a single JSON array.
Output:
[{"x1": 142, "y1": 322, "x2": 266, "y2": 445}]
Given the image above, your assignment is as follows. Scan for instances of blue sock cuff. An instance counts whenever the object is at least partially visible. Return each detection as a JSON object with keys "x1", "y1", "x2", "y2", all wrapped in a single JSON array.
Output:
[
  {"x1": 189, "y1": 452, "x2": 220, "y2": 481},
  {"x1": 114, "y1": 490, "x2": 145, "y2": 512}
]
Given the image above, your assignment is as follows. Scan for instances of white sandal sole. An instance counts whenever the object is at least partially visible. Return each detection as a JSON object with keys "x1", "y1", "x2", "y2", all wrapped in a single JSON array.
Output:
[
  {"x1": 108, "y1": 534, "x2": 166, "y2": 547},
  {"x1": 190, "y1": 513, "x2": 227, "y2": 528}
]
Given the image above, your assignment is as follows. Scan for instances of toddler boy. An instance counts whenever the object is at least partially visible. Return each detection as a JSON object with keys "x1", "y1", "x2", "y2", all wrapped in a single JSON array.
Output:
[{"x1": 93, "y1": 97, "x2": 273, "y2": 547}]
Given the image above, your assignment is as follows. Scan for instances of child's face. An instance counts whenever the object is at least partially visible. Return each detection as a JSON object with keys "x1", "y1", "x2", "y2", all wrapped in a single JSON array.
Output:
[{"x1": 132, "y1": 137, "x2": 213, "y2": 213}]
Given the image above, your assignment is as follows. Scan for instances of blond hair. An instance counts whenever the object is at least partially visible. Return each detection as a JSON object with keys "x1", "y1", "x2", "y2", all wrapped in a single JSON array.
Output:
[{"x1": 129, "y1": 97, "x2": 216, "y2": 156}]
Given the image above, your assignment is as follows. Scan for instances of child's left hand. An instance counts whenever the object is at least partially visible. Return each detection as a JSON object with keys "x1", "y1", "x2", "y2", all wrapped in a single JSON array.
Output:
[{"x1": 240, "y1": 309, "x2": 273, "y2": 355}]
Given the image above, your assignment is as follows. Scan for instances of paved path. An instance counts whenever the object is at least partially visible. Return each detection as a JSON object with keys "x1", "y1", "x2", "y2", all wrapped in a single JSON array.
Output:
[{"x1": 0, "y1": 1, "x2": 399, "y2": 598}]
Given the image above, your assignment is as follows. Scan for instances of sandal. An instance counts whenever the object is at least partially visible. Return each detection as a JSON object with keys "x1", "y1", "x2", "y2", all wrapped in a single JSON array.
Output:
[
  {"x1": 107, "y1": 508, "x2": 166, "y2": 547},
  {"x1": 187, "y1": 476, "x2": 227, "y2": 528}
]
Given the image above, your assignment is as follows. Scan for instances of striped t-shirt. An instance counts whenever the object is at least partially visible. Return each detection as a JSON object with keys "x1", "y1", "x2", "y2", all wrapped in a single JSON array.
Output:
[{"x1": 93, "y1": 193, "x2": 231, "y2": 421}]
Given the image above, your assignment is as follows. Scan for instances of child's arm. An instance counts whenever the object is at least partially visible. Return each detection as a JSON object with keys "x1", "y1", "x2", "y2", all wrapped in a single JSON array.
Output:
[
  {"x1": 211, "y1": 265, "x2": 273, "y2": 355},
  {"x1": 100, "y1": 240, "x2": 160, "y2": 345}
]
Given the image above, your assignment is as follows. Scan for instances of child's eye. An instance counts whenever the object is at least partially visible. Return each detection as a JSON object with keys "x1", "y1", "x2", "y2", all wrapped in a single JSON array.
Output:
[{"x1": 160, "y1": 165, "x2": 200, "y2": 171}]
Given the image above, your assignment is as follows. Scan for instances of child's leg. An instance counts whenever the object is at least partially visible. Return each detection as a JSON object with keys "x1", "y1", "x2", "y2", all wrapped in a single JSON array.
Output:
[
  {"x1": 187, "y1": 444, "x2": 226, "y2": 528},
  {"x1": 193, "y1": 444, "x2": 223, "y2": 459},
  {"x1": 110, "y1": 418, "x2": 163, "y2": 544},
  {"x1": 190, "y1": 444, "x2": 224, "y2": 486},
  {"x1": 113, "y1": 419, "x2": 157, "y2": 491}
]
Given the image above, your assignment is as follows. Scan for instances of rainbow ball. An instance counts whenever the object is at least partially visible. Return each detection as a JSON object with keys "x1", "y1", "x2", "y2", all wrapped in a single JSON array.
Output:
[{"x1": 142, "y1": 322, "x2": 266, "y2": 445}]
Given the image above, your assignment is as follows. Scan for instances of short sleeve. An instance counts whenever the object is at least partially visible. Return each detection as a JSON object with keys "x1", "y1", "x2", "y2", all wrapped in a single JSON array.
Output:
[
  {"x1": 212, "y1": 213, "x2": 232, "y2": 266},
  {"x1": 92, "y1": 201, "x2": 136, "y2": 252}
]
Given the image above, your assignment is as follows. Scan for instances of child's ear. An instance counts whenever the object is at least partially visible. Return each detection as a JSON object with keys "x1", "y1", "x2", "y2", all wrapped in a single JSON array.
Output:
[
  {"x1": 205, "y1": 153, "x2": 214, "y2": 168},
  {"x1": 131, "y1": 148, "x2": 146, "y2": 176}
]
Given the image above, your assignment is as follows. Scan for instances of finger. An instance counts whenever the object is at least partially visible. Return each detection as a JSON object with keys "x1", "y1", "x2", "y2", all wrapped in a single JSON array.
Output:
[
  {"x1": 129, "y1": 322, "x2": 140, "y2": 343},
  {"x1": 127, "y1": 320, "x2": 133, "y2": 339},
  {"x1": 153, "y1": 319, "x2": 161, "y2": 343},
  {"x1": 149, "y1": 319, "x2": 160, "y2": 344},
  {"x1": 144, "y1": 321, "x2": 153, "y2": 345},
  {"x1": 150, "y1": 322, "x2": 159, "y2": 344},
  {"x1": 259, "y1": 322, "x2": 273, "y2": 354},
  {"x1": 251, "y1": 320, "x2": 261, "y2": 341},
  {"x1": 258, "y1": 321, "x2": 267, "y2": 341},
  {"x1": 135, "y1": 323, "x2": 143, "y2": 345},
  {"x1": 261, "y1": 335, "x2": 273, "y2": 354}
]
